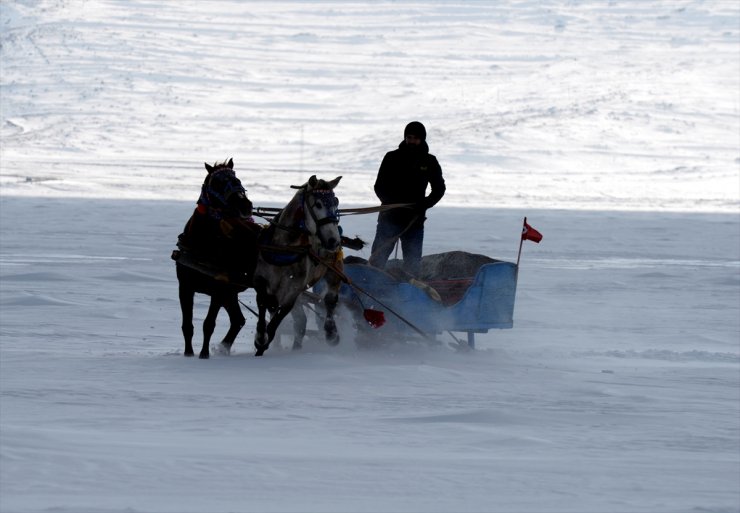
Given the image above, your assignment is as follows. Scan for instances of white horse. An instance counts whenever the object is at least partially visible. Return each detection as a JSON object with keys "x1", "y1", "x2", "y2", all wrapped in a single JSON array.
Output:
[{"x1": 252, "y1": 175, "x2": 343, "y2": 356}]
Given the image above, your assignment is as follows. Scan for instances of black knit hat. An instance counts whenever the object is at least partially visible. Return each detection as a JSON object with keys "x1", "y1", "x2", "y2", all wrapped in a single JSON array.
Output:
[{"x1": 404, "y1": 121, "x2": 426, "y2": 141}]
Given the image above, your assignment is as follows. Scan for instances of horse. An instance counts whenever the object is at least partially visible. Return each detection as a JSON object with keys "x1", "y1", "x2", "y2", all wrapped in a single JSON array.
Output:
[
  {"x1": 252, "y1": 175, "x2": 343, "y2": 356},
  {"x1": 173, "y1": 158, "x2": 259, "y2": 359}
]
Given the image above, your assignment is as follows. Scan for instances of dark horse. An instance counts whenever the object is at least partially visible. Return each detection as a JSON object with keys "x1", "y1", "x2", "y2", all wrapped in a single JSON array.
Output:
[
  {"x1": 253, "y1": 175, "x2": 343, "y2": 356},
  {"x1": 173, "y1": 158, "x2": 258, "y2": 359}
]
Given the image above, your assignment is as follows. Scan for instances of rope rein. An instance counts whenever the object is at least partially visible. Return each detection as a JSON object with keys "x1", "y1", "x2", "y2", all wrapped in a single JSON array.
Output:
[{"x1": 253, "y1": 202, "x2": 413, "y2": 219}]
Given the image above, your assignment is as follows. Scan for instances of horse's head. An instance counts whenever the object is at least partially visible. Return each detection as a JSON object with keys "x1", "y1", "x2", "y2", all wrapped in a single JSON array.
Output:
[
  {"x1": 200, "y1": 158, "x2": 253, "y2": 219},
  {"x1": 296, "y1": 175, "x2": 342, "y2": 251}
]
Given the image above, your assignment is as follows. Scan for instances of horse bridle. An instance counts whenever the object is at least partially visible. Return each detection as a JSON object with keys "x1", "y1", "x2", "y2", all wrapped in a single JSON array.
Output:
[
  {"x1": 305, "y1": 189, "x2": 340, "y2": 227},
  {"x1": 201, "y1": 168, "x2": 247, "y2": 211},
  {"x1": 300, "y1": 188, "x2": 340, "y2": 250}
]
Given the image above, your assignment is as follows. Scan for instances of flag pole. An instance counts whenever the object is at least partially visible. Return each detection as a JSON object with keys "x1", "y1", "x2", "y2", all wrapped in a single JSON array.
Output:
[{"x1": 516, "y1": 217, "x2": 526, "y2": 267}]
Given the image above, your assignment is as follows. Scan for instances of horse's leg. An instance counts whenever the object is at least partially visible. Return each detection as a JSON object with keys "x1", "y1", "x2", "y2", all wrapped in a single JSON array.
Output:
[
  {"x1": 254, "y1": 284, "x2": 269, "y2": 355},
  {"x1": 323, "y1": 289, "x2": 340, "y2": 346},
  {"x1": 256, "y1": 301, "x2": 295, "y2": 357},
  {"x1": 219, "y1": 294, "x2": 245, "y2": 354},
  {"x1": 291, "y1": 297, "x2": 308, "y2": 351},
  {"x1": 179, "y1": 283, "x2": 195, "y2": 357},
  {"x1": 322, "y1": 272, "x2": 342, "y2": 346},
  {"x1": 199, "y1": 296, "x2": 221, "y2": 359},
  {"x1": 254, "y1": 302, "x2": 268, "y2": 355},
  {"x1": 267, "y1": 302, "x2": 295, "y2": 346}
]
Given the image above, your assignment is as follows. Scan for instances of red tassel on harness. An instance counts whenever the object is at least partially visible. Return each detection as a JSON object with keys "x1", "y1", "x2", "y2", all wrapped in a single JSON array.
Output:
[{"x1": 363, "y1": 309, "x2": 386, "y2": 329}]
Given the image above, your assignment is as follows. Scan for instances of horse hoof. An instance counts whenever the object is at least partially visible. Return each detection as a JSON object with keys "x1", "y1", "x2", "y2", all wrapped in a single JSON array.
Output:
[
  {"x1": 184, "y1": 351, "x2": 194, "y2": 357},
  {"x1": 325, "y1": 326, "x2": 339, "y2": 346},
  {"x1": 217, "y1": 342, "x2": 232, "y2": 356},
  {"x1": 325, "y1": 332, "x2": 340, "y2": 346},
  {"x1": 199, "y1": 352, "x2": 210, "y2": 359},
  {"x1": 292, "y1": 343, "x2": 302, "y2": 351},
  {"x1": 254, "y1": 340, "x2": 269, "y2": 357}
]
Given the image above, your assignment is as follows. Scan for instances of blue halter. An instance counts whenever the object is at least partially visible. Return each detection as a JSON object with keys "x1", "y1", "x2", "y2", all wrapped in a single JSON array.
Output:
[{"x1": 198, "y1": 168, "x2": 247, "y2": 219}]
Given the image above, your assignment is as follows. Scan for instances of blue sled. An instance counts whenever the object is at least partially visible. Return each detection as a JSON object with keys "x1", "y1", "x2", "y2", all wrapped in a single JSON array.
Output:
[{"x1": 318, "y1": 258, "x2": 518, "y2": 349}]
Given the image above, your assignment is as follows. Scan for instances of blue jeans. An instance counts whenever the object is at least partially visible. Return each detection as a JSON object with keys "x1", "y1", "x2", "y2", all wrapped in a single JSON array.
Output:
[{"x1": 368, "y1": 213, "x2": 424, "y2": 277}]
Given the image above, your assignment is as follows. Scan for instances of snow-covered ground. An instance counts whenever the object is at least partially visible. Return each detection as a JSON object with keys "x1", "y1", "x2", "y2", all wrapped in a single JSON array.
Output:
[
  {"x1": 2, "y1": 0, "x2": 738, "y2": 211},
  {"x1": 1, "y1": 1, "x2": 739, "y2": 513}
]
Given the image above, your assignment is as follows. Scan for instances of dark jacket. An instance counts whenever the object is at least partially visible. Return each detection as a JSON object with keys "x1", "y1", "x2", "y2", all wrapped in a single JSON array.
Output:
[{"x1": 374, "y1": 141, "x2": 446, "y2": 216}]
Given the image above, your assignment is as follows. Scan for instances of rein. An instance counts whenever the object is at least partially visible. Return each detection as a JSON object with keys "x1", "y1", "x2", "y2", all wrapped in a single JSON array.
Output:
[{"x1": 253, "y1": 202, "x2": 413, "y2": 218}]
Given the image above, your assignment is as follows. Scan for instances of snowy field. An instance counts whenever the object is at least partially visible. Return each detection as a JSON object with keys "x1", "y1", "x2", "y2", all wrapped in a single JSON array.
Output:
[{"x1": 1, "y1": 1, "x2": 739, "y2": 513}]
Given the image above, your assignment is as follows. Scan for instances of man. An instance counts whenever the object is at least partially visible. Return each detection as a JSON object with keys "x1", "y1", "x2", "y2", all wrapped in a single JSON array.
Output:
[{"x1": 368, "y1": 121, "x2": 446, "y2": 277}]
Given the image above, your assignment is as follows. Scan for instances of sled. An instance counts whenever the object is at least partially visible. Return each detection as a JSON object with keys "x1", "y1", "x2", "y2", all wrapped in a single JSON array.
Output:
[{"x1": 314, "y1": 251, "x2": 518, "y2": 349}]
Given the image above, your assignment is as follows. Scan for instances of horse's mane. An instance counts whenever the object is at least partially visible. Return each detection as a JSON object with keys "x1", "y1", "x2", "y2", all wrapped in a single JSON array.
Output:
[{"x1": 276, "y1": 187, "x2": 305, "y2": 222}]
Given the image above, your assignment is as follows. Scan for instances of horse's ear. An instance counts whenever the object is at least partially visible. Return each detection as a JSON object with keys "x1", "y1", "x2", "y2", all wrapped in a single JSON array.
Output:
[
  {"x1": 205, "y1": 162, "x2": 214, "y2": 174},
  {"x1": 327, "y1": 176, "x2": 342, "y2": 189},
  {"x1": 227, "y1": 158, "x2": 233, "y2": 169}
]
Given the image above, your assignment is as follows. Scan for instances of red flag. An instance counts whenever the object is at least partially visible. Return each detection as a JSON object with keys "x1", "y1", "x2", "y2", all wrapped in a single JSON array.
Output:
[{"x1": 521, "y1": 217, "x2": 543, "y2": 243}]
